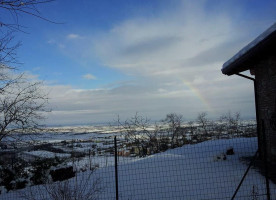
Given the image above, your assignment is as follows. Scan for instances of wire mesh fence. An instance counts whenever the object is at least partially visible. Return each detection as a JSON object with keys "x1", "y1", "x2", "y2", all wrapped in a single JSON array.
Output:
[{"x1": 0, "y1": 122, "x2": 275, "y2": 200}]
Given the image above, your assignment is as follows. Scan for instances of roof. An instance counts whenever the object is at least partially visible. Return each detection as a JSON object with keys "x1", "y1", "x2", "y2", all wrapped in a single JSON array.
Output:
[{"x1": 222, "y1": 22, "x2": 276, "y2": 75}]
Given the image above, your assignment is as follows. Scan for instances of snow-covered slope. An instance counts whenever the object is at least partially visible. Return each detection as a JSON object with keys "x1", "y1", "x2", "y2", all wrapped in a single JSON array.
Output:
[{"x1": 1, "y1": 137, "x2": 275, "y2": 200}]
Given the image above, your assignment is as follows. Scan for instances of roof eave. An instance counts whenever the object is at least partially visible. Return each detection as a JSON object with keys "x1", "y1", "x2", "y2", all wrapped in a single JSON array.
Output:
[{"x1": 222, "y1": 23, "x2": 276, "y2": 76}]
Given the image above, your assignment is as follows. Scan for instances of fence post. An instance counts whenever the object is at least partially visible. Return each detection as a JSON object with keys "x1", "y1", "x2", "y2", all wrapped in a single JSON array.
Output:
[
  {"x1": 114, "y1": 136, "x2": 119, "y2": 200},
  {"x1": 231, "y1": 150, "x2": 259, "y2": 200},
  {"x1": 262, "y1": 120, "x2": 271, "y2": 200}
]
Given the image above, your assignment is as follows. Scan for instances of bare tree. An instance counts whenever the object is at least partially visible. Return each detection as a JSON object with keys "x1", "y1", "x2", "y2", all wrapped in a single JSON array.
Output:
[
  {"x1": 162, "y1": 113, "x2": 183, "y2": 147},
  {"x1": 0, "y1": 0, "x2": 56, "y2": 32},
  {"x1": 117, "y1": 113, "x2": 159, "y2": 156},
  {"x1": 0, "y1": 0, "x2": 56, "y2": 75},
  {"x1": 0, "y1": 77, "x2": 49, "y2": 142},
  {"x1": 232, "y1": 112, "x2": 241, "y2": 134},
  {"x1": 0, "y1": 0, "x2": 55, "y2": 142},
  {"x1": 0, "y1": 31, "x2": 21, "y2": 65},
  {"x1": 0, "y1": 0, "x2": 57, "y2": 92},
  {"x1": 220, "y1": 111, "x2": 241, "y2": 134},
  {"x1": 0, "y1": 32, "x2": 22, "y2": 95},
  {"x1": 187, "y1": 121, "x2": 194, "y2": 135},
  {"x1": 197, "y1": 112, "x2": 208, "y2": 135}
]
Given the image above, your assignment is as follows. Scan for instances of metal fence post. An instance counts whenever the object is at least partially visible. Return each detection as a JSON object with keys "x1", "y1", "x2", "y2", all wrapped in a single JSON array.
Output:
[
  {"x1": 262, "y1": 120, "x2": 271, "y2": 200},
  {"x1": 231, "y1": 150, "x2": 259, "y2": 200},
  {"x1": 114, "y1": 136, "x2": 119, "y2": 200}
]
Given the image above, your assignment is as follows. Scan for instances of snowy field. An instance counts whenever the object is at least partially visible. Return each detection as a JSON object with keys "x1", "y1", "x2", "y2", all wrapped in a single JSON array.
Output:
[
  {"x1": 2, "y1": 125, "x2": 122, "y2": 144},
  {"x1": 1, "y1": 137, "x2": 275, "y2": 200}
]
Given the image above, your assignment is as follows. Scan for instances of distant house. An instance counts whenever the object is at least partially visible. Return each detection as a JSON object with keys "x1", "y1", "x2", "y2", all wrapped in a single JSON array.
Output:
[{"x1": 221, "y1": 22, "x2": 276, "y2": 178}]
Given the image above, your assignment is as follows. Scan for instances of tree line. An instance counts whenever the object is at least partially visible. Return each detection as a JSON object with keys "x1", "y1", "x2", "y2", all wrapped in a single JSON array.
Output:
[{"x1": 117, "y1": 112, "x2": 256, "y2": 156}]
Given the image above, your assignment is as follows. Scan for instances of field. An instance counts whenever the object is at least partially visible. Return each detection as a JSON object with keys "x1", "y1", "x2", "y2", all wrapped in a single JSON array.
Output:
[{"x1": 1, "y1": 122, "x2": 275, "y2": 199}]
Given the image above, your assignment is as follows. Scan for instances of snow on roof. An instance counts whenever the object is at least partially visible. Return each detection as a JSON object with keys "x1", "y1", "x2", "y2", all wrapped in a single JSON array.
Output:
[{"x1": 222, "y1": 22, "x2": 276, "y2": 75}]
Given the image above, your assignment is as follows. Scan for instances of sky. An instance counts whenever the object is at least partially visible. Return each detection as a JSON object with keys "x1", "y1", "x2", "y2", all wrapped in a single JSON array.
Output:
[{"x1": 2, "y1": 0, "x2": 276, "y2": 125}]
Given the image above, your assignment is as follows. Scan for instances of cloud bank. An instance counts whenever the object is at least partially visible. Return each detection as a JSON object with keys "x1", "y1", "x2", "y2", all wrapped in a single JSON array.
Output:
[{"x1": 43, "y1": 1, "x2": 273, "y2": 125}]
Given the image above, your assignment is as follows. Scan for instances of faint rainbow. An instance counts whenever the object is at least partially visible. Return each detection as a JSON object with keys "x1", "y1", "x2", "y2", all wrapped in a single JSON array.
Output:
[{"x1": 182, "y1": 80, "x2": 213, "y2": 112}]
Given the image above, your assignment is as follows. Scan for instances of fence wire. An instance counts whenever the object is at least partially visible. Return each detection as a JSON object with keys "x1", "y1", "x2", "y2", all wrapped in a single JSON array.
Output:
[{"x1": 0, "y1": 124, "x2": 275, "y2": 200}]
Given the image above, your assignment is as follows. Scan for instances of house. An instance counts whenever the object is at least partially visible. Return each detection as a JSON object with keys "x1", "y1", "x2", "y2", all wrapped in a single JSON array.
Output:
[{"x1": 222, "y1": 22, "x2": 276, "y2": 178}]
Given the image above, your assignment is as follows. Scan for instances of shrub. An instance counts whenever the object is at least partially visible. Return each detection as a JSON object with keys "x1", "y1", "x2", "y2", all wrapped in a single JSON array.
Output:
[
  {"x1": 21, "y1": 170, "x2": 102, "y2": 200},
  {"x1": 50, "y1": 166, "x2": 75, "y2": 182},
  {"x1": 30, "y1": 157, "x2": 63, "y2": 185},
  {"x1": 0, "y1": 159, "x2": 29, "y2": 191}
]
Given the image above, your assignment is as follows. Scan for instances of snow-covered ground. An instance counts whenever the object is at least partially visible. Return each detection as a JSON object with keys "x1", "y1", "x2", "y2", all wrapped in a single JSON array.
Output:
[
  {"x1": 68, "y1": 155, "x2": 137, "y2": 170},
  {"x1": 1, "y1": 125, "x2": 122, "y2": 145},
  {"x1": 23, "y1": 150, "x2": 71, "y2": 159},
  {"x1": 1, "y1": 137, "x2": 275, "y2": 200}
]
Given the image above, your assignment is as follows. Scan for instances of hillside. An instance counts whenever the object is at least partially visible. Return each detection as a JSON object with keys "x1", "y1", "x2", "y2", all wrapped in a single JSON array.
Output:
[{"x1": 1, "y1": 137, "x2": 275, "y2": 200}]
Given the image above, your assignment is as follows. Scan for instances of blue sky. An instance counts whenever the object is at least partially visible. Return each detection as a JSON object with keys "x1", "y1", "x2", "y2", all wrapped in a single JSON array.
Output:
[{"x1": 2, "y1": 0, "x2": 276, "y2": 125}]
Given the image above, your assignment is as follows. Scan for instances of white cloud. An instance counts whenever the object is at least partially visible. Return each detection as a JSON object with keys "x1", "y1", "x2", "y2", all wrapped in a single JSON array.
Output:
[
  {"x1": 41, "y1": 1, "x2": 274, "y2": 125},
  {"x1": 47, "y1": 38, "x2": 66, "y2": 50},
  {"x1": 92, "y1": 3, "x2": 236, "y2": 79},
  {"x1": 82, "y1": 73, "x2": 97, "y2": 80},
  {"x1": 67, "y1": 33, "x2": 80, "y2": 39},
  {"x1": 42, "y1": 75, "x2": 255, "y2": 125}
]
